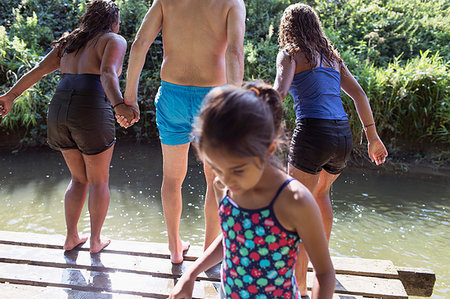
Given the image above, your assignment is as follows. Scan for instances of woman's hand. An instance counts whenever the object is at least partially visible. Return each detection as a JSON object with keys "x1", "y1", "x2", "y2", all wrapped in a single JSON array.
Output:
[
  {"x1": 368, "y1": 138, "x2": 388, "y2": 165},
  {"x1": 114, "y1": 103, "x2": 139, "y2": 128},
  {"x1": 0, "y1": 94, "x2": 14, "y2": 118}
]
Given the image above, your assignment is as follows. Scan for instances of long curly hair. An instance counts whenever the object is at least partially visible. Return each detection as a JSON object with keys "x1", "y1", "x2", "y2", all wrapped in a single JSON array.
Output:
[
  {"x1": 51, "y1": 0, "x2": 119, "y2": 57},
  {"x1": 278, "y1": 3, "x2": 341, "y2": 68}
]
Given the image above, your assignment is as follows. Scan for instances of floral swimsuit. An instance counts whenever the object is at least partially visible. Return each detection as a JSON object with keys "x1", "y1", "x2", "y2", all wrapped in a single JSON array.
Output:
[{"x1": 219, "y1": 178, "x2": 301, "y2": 299}]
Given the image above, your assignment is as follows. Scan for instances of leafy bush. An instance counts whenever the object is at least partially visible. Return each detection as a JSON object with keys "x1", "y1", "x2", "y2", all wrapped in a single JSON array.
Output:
[{"x1": 0, "y1": 0, "x2": 448, "y2": 159}]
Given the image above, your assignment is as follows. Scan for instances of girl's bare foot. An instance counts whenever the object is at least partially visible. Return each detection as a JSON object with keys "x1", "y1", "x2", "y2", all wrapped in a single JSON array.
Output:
[
  {"x1": 89, "y1": 237, "x2": 111, "y2": 253},
  {"x1": 170, "y1": 240, "x2": 190, "y2": 264},
  {"x1": 64, "y1": 236, "x2": 88, "y2": 251}
]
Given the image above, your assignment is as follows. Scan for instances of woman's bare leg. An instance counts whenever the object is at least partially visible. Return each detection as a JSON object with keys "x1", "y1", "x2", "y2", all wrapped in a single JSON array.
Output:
[
  {"x1": 82, "y1": 145, "x2": 114, "y2": 253},
  {"x1": 289, "y1": 165, "x2": 340, "y2": 295},
  {"x1": 288, "y1": 165, "x2": 320, "y2": 296},
  {"x1": 61, "y1": 149, "x2": 89, "y2": 250}
]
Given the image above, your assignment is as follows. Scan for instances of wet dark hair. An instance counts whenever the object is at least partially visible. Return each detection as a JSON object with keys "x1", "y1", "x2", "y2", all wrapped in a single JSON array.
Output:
[
  {"x1": 51, "y1": 0, "x2": 119, "y2": 57},
  {"x1": 194, "y1": 81, "x2": 284, "y2": 164},
  {"x1": 279, "y1": 3, "x2": 342, "y2": 68}
]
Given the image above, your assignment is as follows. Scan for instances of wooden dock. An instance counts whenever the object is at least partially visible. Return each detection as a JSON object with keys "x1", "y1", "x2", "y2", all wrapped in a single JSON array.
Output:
[{"x1": 0, "y1": 231, "x2": 435, "y2": 298}]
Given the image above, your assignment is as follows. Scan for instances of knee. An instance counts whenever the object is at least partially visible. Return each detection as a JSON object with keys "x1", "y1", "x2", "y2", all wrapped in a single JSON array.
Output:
[
  {"x1": 162, "y1": 175, "x2": 184, "y2": 190},
  {"x1": 71, "y1": 176, "x2": 88, "y2": 187}
]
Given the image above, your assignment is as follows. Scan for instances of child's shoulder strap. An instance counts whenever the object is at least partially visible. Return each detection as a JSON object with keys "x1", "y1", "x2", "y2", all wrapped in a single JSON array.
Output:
[{"x1": 269, "y1": 178, "x2": 295, "y2": 206}]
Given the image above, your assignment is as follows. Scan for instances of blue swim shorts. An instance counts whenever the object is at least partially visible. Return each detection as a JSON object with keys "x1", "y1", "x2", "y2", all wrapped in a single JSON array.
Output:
[{"x1": 155, "y1": 80, "x2": 219, "y2": 145}]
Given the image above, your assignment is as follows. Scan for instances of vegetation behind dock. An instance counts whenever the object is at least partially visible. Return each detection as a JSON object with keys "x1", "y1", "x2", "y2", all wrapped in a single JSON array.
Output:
[{"x1": 0, "y1": 0, "x2": 449, "y2": 163}]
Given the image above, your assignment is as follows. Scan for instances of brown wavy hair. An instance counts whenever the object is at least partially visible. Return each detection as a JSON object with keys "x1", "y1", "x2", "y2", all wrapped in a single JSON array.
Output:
[
  {"x1": 51, "y1": 0, "x2": 119, "y2": 57},
  {"x1": 278, "y1": 3, "x2": 342, "y2": 68}
]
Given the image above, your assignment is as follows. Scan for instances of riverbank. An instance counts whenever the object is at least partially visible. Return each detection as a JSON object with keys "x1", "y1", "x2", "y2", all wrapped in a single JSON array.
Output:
[{"x1": 1, "y1": 133, "x2": 449, "y2": 179}]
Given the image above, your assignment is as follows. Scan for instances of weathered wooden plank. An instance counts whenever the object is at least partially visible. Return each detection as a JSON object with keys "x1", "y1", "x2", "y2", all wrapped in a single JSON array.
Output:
[
  {"x1": 397, "y1": 266, "x2": 436, "y2": 297},
  {"x1": 0, "y1": 231, "x2": 403, "y2": 277},
  {"x1": 0, "y1": 283, "x2": 144, "y2": 299},
  {"x1": 0, "y1": 262, "x2": 219, "y2": 298},
  {"x1": 0, "y1": 230, "x2": 203, "y2": 261},
  {"x1": 0, "y1": 231, "x2": 431, "y2": 298},
  {"x1": 323, "y1": 272, "x2": 407, "y2": 299},
  {"x1": 0, "y1": 250, "x2": 406, "y2": 299},
  {"x1": 324, "y1": 257, "x2": 398, "y2": 278},
  {"x1": 0, "y1": 243, "x2": 219, "y2": 282}
]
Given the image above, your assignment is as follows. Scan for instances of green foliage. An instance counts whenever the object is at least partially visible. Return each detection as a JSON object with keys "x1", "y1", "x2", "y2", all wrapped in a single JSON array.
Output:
[
  {"x1": 0, "y1": 0, "x2": 448, "y2": 158},
  {"x1": 351, "y1": 51, "x2": 450, "y2": 146},
  {"x1": 313, "y1": 0, "x2": 450, "y2": 66}
]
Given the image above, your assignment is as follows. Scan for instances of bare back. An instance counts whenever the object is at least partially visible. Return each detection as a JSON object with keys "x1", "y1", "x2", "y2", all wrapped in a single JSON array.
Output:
[
  {"x1": 59, "y1": 33, "x2": 122, "y2": 76},
  {"x1": 159, "y1": 0, "x2": 238, "y2": 86}
]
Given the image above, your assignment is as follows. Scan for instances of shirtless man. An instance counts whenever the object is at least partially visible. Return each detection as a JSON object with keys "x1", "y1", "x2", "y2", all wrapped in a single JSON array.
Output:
[{"x1": 121, "y1": 0, "x2": 245, "y2": 263}]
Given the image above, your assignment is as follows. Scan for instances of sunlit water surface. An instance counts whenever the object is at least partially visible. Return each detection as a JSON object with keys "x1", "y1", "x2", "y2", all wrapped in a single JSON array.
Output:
[{"x1": 0, "y1": 142, "x2": 448, "y2": 298}]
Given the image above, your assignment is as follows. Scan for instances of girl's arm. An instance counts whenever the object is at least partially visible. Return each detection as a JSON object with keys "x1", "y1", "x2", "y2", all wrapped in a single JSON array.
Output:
[
  {"x1": 169, "y1": 234, "x2": 223, "y2": 299},
  {"x1": 340, "y1": 64, "x2": 388, "y2": 165},
  {"x1": 0, "y1": 49, "x2": 60, "y2": 117},
  {"x1": 279, "y1": 183, "x2": 335, "y2": 299},
  {"x1": 273, "y1": 50, "x2": 295, "y2": 100}
]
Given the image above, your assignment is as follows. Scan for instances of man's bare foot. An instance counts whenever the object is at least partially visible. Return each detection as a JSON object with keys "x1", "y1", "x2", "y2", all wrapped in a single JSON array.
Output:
[
  {"x1": 64, "y1": 236, "x2": 88, "y2": 251},
  {"x1": 89, "y1": 238, "x2": 111, "y2": 253},
  {"x1": 170, "y1": 240, "x2": 190, "y2": 264}
]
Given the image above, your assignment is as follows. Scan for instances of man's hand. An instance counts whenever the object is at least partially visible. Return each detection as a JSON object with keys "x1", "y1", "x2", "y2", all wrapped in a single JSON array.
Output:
[{"x1": 114, "y1": 103, "x2": 139, "y2": 128}]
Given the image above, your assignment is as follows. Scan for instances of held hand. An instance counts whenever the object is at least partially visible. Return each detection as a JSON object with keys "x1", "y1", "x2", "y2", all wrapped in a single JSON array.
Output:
[
  {"x1": 0, "y1": 94, "x2": 13, "y2": 118},
  {"x1": 368, "y1": 138, "x2": 388, "y2": 165},
  {"x1": 114, "y1": 104, "x2": 137, "y2": 128},
  {"x1": 169, "y1": 273, "x2": 195, "y2": 299},
  {"x1": 123, "y1": 93, "x2": 140, "y2": 124}
]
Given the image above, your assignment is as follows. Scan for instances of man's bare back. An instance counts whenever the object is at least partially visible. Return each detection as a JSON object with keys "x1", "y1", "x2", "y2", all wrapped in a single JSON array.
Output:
[
  {"x1": 160, "y1": 0, "x2": 239, "y2": 86},
  {"x1": 125, "y1": 0, "x2": 245, "y2": 97}
]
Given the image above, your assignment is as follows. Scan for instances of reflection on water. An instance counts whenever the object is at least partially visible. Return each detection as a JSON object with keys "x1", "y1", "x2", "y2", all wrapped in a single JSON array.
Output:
[{"x1": 0, "y1": 142, "x2": 449, "y2": 298}]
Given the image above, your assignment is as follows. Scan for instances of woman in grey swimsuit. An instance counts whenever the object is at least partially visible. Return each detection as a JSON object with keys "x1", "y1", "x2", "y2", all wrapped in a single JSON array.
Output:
[{"x1": 0, "y1": 0, "x2": 137, "y2": 253}]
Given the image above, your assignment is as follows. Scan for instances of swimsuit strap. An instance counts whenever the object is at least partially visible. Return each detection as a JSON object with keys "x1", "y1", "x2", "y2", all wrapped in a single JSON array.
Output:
[
  {"x1": 320, "y1": 50, "x2": 333, "y2": 68},
  {"x1": 269, "y1": 178, "x2": 295, "y2": 207}
]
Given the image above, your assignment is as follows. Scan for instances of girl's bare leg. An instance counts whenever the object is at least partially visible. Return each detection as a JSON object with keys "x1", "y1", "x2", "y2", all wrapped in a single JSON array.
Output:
[
  {"x1": 82, "y1": 145, "x2": 114, "y2": 253},
  {"x1": 61, "y1": 149, "x2": 89, "y2": 250}
]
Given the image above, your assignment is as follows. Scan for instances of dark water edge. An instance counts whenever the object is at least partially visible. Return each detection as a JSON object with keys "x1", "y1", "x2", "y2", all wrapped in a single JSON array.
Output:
[{"x1": 1, "y1": 136, "x2": 449, "y2": 179}]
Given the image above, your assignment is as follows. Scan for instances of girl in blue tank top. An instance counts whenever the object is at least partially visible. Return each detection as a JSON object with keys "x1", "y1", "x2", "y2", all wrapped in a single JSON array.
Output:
[
  {"x1": 170, "y1": 83, "x2": 335, "y2": 299},
  {"x1": 274, "y1": 3, "x2": 388, "y2": 296}
]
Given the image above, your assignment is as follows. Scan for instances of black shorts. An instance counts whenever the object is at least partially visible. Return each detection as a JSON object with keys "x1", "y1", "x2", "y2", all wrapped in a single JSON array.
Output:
[
  {"x1": 47, "y1": 89, "x2": 116, "y2": 155},
  {"x1": 289, "y1": 118, "x2": 352, "y2": 175}
]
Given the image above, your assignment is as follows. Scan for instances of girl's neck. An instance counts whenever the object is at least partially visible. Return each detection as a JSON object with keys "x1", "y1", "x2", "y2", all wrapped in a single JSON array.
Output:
[{"x1": 230, "y1": 164, "x2": 287, "y2": 210}]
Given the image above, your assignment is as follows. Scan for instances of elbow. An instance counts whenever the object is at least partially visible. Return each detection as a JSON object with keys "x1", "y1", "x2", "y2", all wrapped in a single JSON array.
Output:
[
  {"x1": 100, "y1": 68, "x2": 116, "y2": 86},
  {"x1": 226, "y1": 46, "x2": 244, "y2": 62},
  {"x1": 278, "y1": 91, "x2": 288, "y2": 101},
  {"x1": 131, "y1": 36, "x2": 151, "y2": 54}
]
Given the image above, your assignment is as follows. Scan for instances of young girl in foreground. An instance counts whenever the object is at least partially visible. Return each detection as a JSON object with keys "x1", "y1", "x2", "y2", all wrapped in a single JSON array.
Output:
[{"x1": 170, "y1": 83, "x2": 335, "y2": 299}]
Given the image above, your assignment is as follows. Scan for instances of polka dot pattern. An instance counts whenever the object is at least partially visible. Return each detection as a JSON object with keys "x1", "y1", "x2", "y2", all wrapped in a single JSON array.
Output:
[{"x1": 219, "y1": 184, "x2": 301, "y2": 298}]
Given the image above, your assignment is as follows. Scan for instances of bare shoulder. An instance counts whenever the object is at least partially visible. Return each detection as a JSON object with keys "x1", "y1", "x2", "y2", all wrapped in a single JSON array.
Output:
[
  {"x1": 274, "y1": 179, "x2": 317, "y2": 231},
  {"x1": 102, "y1": 32, "x2": 126, "y2": 46},
  {"x1": 277, "y1": 50, "x2": 292, "y2": 63}
]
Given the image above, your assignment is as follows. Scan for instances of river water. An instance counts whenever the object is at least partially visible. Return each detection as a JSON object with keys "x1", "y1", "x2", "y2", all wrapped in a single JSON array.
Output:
[{"x1": 0, "y1": 142, "x2": 448, "y2": 298}]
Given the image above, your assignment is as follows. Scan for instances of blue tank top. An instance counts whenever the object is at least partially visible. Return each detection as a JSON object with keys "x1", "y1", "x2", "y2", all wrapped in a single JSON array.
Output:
[
  {"x1": 56, "y1": 73, "x2": 105, "y2": 92},
  {"x1": 219, "y1": 178, "x2": 301, "y2": 299},
  {"x1": 288, "y1": 52, "x2": 347, "y2": 120}
]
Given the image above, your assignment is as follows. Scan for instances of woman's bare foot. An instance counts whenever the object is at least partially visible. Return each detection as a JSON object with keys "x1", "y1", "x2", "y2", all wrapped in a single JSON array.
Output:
[
  {"x1": 89, "y1": 237, "x2": 111, "y2": 253},
  {"x1": 170, "y1": 240, "x2": 190, "y2": 264},
  {"x1": 64, "y1": 236, "x2": 88, "y2": 251}
]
